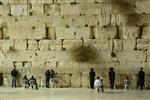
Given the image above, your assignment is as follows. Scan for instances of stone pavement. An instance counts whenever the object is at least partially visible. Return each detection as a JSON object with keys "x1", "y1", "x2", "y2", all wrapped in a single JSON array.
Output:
[{"x1": 0, "y1": 87, "x2": 150, "y2": 100}]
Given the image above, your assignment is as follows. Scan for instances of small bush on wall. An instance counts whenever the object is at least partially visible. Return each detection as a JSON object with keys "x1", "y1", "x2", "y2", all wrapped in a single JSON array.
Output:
[{"x1": 70, "y1": 44, "x2": 98, "y2": 63}]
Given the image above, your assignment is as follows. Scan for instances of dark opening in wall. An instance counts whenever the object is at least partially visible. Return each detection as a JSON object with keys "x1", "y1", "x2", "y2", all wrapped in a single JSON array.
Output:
[
  {"x1": 45, "y1": 27, "x2": 49, "y2": 39},
  {"x1": 90, "y1": 26, "x2": 96, "y2": 39},
  {"x1": 0, "y1": 72, "x2": 3, "y2": 86},
  {"x1": 139, "y1": 26, "x2": 144, "y2": 39}
]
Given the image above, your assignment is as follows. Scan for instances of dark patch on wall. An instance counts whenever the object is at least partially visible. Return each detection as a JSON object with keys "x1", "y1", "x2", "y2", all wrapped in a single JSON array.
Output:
[{"x1": 71, "y1": 44, "x2": 98, "y2": 63}]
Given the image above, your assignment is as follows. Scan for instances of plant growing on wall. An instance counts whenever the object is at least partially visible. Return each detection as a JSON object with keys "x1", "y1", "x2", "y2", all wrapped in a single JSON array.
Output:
[
  {"x1": 70, "y1": 43, "x2": 98, "y2": 87},
  {"x1": 71, "y1": 44, "x2": 98, "y2": 63}
]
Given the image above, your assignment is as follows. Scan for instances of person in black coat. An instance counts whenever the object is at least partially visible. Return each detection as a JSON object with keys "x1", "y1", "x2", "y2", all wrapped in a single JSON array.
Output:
[
  {"x1": 138, "y1": 67, "x2": 145, "y2": 90},
  {"x1": 11, "y1": 66, "x2": 18, "y2": 88},
  {"x1": 45, "y1": 69, "x2": 51, "y2": 88},
  {"x1": 29, "y1": 75, "x2": 38, "y2": 89},
  {"x1": 23, "y1": 75, "x2": 29, "y2": 88},
  {"x1": 109, "y1": 67, "x2": 115, "y2": 89},
  {"x1": 89, "y1": 68, "x2": 96, "y2": 89}
]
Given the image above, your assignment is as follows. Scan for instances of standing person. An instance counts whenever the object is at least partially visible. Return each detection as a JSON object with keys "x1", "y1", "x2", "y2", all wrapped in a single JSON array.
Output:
[
  {"x1": 109, "y1": 67, "x2": 115, "y2": 89},
  {"x1": 45, "y1": 69, "x2": 51, "y2": 88},
  {"x1": 138, "y1": 67, "x2": 145, "y2": 90},
  {"x1": 89, "y1": 68, "x2": 96, "y2": 89},
  {"x1": 11, "y1": 66, "x2": 18, "y2": 88}
]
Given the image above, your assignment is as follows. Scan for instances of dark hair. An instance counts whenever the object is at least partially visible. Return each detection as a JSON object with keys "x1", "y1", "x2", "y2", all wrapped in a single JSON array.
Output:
[
  {"x1": 97, "y1": 76, "x2": 99, "y2": 79},
  {"x1": 140, "y1": 67, "x2": 143, "y2": 70}
]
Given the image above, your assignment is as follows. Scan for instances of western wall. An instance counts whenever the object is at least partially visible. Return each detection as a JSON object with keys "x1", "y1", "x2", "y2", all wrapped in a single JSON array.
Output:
[{"x1": 0, "y1": 0, "x2": 150, "y2": 88}]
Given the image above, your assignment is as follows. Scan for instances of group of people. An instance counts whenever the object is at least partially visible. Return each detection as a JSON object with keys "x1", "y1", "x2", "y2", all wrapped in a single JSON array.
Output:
[
  {"x1": 10, "y1": 66, "x2": 146, "y2": 91},
  {"x1": 45, "y1": 69, "x2": 56, "y2": 88},
  {"x1": 89, "y1": 67, "x2": 145, "y2": 93},
  {"x1": 10, "y1": 66, "x2": 56, "y2": 89}
]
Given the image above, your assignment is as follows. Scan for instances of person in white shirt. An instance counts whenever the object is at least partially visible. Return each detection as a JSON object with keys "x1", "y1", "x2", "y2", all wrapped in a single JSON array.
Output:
[
  {"x1": 94, "y1": 76, "x2": 103, "y2": 93},
  {"x1": 124, "y1": 76, "x2": 130, "y2": 90}
]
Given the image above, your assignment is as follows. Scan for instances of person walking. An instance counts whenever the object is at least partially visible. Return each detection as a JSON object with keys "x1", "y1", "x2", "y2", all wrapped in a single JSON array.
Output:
[
  {"x1": 11, "y1": 66, "x2": 18, "y2": 88},
  {"x1": 89, "y1": 68, "x2": 96, "y2": 89},
  {"x1": 138, "y1": 67, "x2": 145, "y2": 90},
  {"x1": 109, "y1": 67, "x2": 115, "y2": 89},
  {"x1": 45, "y1": 69, "x2": 51, "y2": 88}
]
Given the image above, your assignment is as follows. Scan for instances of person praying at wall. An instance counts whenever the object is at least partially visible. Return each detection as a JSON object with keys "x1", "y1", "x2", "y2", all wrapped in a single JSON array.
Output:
[
  {"x1": 138, "y1": 67, "x2": 145, "y2": 90},
  {"x1": 45, "y1": 69, "x2": 51, "y2": 88},
  {"x1": 108, "y1": 67, "x2": 115, "y2": 89},
  {"x1": 89, "y1": 68, "x2": 96, "y2": 89},
  {"x1": 11, "y1": 66, "x2": 18, "y2": 88}
]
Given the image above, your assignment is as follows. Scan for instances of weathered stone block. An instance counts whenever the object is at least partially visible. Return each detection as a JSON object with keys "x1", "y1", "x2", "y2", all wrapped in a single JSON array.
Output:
[
  {"x1": 79, "y1": 3, "x2": 102, "y2": 15},
  {"x1": 123, "y1": 39, "x2": 136, "y2": 50},
  {"x1": 0, "y1": 5, "x2": 10, "y2": 16},
  {"x1": 119, "y1": 26, "x2": 140, "y2": 39},
  {"x1": 97, "y1": 14, "x2": 110, "y2": 26},
  {"x1": 44, "y1": 0, "x2": 53, "y2": 4},
  {"x1": 90, "y1": 39, "x2": 112, "y2": 50},
  {"x1": 94, "y1": 26, "x2": 117, "y2": 39},
  {"x1": 35, "y1": 51, "x2": 55, "y2": 61},
  {"x1": 3, "y1": 50, "x2": 35, "y2": 61},
  {"x1": 57, "y1": 0, "x2": 75, "y2": 3},
  {"x1": 8, "y1": 22, "x2": 46, "y2": 39},
  {"x1": 44, "y1": 4, "x2": 60, "y2": 15},
  {"x1": 11, "y1": 5, "x2": 28, "y2": 16},
  {"x1": 57, "y1": 62, "x2": 79, "y2": 74},
  {"x1": 22, "y1": 62, "x2": 32, "y2": 74},
  {"x1": 47, "y1": 27, "x2": 56, "y2": 39},
  {"x1": 142, "y1": 27, "x2": 150, "y2": 39},
  {"x1": 61, "y1": 4, "x2": 80, "y2": 15},
  {"x1": 137, "y1": 39, "x2": 150, "y2": 50},
  {"x1": 1, "y1": 39, "x2": 14, "y2": 51},
  {"x1": 114, "y1": 39, "x2": 123, "y2": 51},
  {"x1": 1, "y1": 61, "x2": 14, "y2": 73},
  {"x1": 30, "y1": 4, "x2": 44, "y2": 15},
  {"x1": 56, "y1": 27, "x2": 90, "y2": 40},
  {"x1": 28, "y1": 0, "x2": 44, "y2": 4},
  {"x1": 28, "y1": 40, "x2": 39, "y2": 50},
  {"x1": 14, "y1": 39, "x2": 27, "y2": 50},
  {"x1": 52, "y1": 15, "x2": 72, "y2": 27},
  {"x1": 71, "y1": 74, "x2": 81, "y2": 87},
  {"x1": 63, "y1": 40, "x2": 82, "y2": 50},
  {"x1": 86, "y1": 15, "x2": 99, "y2": 26},
  {"x1": 97, "y1": 50, "x2": 112, "y2": 62},
  {"x1": 50, "y1": 40, "x2": 62, "y2": 50},
  {"x1": 39, "y1": 40, "x2": 50, "y2": 50},
  {"x1": 135, "y1": 1, "x2": 150, "y2": 13},
  {"x1": 118, "y1": 51, "x2": 146, "y2": 62},
  {"x1": 14, "y1": 62, "x2": 23, "y2": 70},
  {"x1": 72, "y1": 15, "x2": 86, "y2": 27},
  {"x1": 9, "y1": 0, "x2": 27, "y2": 4},
  {"x1": 55, "y1": 50, "x2": 72, "y2": 62}
]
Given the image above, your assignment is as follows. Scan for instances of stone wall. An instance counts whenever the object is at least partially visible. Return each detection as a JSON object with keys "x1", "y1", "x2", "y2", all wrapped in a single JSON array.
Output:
[{"x1": 0, "y1": 0, "x2": 150, "y2": 88}]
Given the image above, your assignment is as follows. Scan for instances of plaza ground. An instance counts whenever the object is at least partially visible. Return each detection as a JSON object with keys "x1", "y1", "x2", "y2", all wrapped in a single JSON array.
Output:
[{"x1": 0, "y1": 87, "x2": 150, "y2": 100}]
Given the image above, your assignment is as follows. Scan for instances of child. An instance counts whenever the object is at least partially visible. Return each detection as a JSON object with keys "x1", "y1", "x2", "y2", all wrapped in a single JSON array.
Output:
[
  {"x1": 94, "y1": 76, "x2": 103, "y2": 93},
  {"x1": 124, "y1": 76, "x2": 130, "y2": 90}
]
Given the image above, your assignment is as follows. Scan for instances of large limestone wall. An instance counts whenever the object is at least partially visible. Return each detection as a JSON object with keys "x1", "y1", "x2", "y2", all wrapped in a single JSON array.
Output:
[{"x1": 0, "y1": 0, "x2": 150, "y2": 88}]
